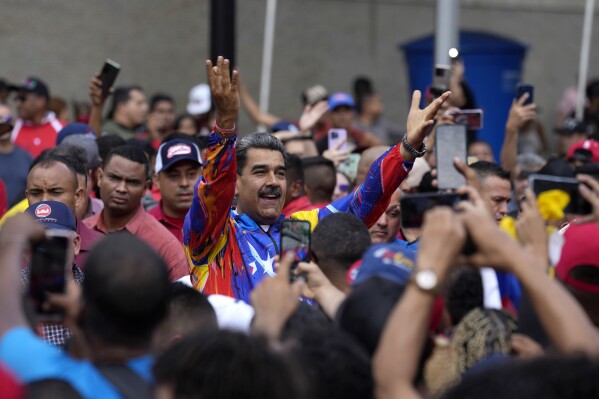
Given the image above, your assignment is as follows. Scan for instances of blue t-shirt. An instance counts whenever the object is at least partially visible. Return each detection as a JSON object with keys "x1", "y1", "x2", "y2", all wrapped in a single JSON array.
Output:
[
  {"x1": 0, "y1": 147, "x2": 32, "y2": 207},
  {"x1": 0, "y1": 327, "x2": 153, "y2": 399}
]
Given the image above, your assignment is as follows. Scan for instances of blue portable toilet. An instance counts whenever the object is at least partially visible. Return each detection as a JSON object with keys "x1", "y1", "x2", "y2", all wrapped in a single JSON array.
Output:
[{"x1": 400, "y1": 31, "x2": 529, "y2": 162}]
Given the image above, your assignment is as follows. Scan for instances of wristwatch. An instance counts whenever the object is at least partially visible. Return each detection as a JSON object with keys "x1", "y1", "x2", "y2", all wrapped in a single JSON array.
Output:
[
  {"x1": 402, "y1": 134, "x2": 427, "y2": 158},
  {"x1": 411, "y1": 268, "x2": 439, "y2": 294}
]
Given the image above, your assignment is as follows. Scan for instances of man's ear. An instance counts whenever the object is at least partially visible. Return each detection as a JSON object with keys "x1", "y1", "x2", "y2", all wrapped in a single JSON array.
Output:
[
  {"x1": 97, "y1": 168, "x2": 104, "y2": 190},
  {"x1": 74, "y1": 187, "x2": 85, "y2": 210},
  {"x1": 73, "y1": 234, "x2": 81, "y2": 257},
  {"x1": 152, "y1": 174, "x2": 160, "y2": 190},
  {"x1": 291, "y1": 180, "x2": 304, "y2": 199}
]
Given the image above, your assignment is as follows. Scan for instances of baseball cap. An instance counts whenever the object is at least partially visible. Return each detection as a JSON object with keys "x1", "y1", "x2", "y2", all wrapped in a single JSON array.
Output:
[
  {"x1": 10, "y1": 77, "x2": 50, "y2": 100},
  {"x1": 555, "y1": 222, "x2": 599, "y2": 295},
  {"x1": 25, "y1": 201, "x2": 76, "y2": 231},
  {"x1": 155, "y1": 139, "x2": 202, "y2": 174},
  {"x1": 207, "y1": 294, "x2": 255, "y2": 333},
  {"x1": 555, "y1": 118, "x2": 591, "y2": 136},
  {"x1": 349, "y1": 243, "x2": 416, "y2": 287},
  {"x1": 566, "y1": 139, "x2": 599, "y2": 163},
  {"x1": 301, "y1": 84, "x2": 328, "y2": 106},
  {"x1": 56, "y1": 122, "x2": 96, "y2": 145},
  {"x1": 61, "y1": 134, "x2": 101, "y2": 169},
  {"x1": 328, "y1": 92, "x2": 355, "y2": 111},
  {"x1": 187, "y1": 83, "x2": 211, "y2": 115},
  {"x1": 270, "y1": 120, "x2": 300, "y2": 133}
]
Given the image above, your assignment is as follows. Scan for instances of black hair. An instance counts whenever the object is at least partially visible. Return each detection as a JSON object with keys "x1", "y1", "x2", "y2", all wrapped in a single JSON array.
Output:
[
  {"x1": 162, "y1": 132, "x2": 206, "y2": 151},
  {"x1": 174, "y1": 113, "x2": 200, "y2": 134},
  {"x1": 441, "y1": 355, "x2": 599, "y2": 399},
  {"x1": 106, "y1": 85, "x2": 144, "y2": 120},
  {"x1": 285, "y1": 153, "x2": 304, "y2": 184},
  {"x1": 311, "y1": 213, "x2": 370, "y2": 277},
  {"x1": 150, "y1": 93, "x2": 175, "y2": 113},
  {"x1": 353, "y1": 76, "x2": 374, "y2": 114},
  {"x1": 26, "y1": 379, "x2": 82, "y2": 399},
  {"x1": 286, "y1": 325, "x2": 373, "y2": 399},
  {"x1": 469, "y1": 161, "x2": 510, "y2": 181},
  {"x1": 96, "y1": 135, "x2": 127, "y2": 163},
  {"x1": 104, "y1": 144, "x2": 150, "y2": 178},
  {"x1": 236, "y1": 133, "x2": 286, "y2": 175},
  {"x1": 29, "y1": 154, "x2": 79, "y2": 191},
  {"x1": 157, "y1": 283, "x2": 218, "y2": 339},
  {"x1": 83, "y1": 233, "x2": 169, "y2": 348},
  {"x1": 468, "y1": 139, "x2": 492, "y2": 151},
  {"x1": 302, "y1": 156, "x2": 336, "y2": 203},
  {"x1": 445, "y1": 267, "x2": 484, "y2": 326},
  {"x1": 281, "y1": 302, "x2": 332, "y2": 340},
  {"x1": 153, "y1": 329, "x2": 306, "y2": 399},
  {"x1": 47, "y1": 147, "x2": 89, "y2": 187},
  {"x1": 586, "y1": 80, "x2": 599, "y2": 100}
]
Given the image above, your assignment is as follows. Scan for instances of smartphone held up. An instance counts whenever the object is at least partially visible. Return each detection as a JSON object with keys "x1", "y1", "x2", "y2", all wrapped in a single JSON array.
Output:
[
  {"x1": 280, "y1": 220, "x2": 311, "y2": 282},
  {"x1": 28, "y1": 230, "x2": 71, "y2": 321}
]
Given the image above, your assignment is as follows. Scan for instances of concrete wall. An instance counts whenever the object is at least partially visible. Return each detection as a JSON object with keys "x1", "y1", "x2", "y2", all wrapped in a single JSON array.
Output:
[{"x1": 1, "y1": 0, "x2": 597, "y2": 151}]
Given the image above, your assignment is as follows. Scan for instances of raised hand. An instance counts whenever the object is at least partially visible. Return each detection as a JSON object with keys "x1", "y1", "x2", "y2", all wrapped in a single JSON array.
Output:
[
  {"x1": 402, "y1": 90, "x2": 451, "y2": 161},
  {"x1": 206, "y1": 56, "x2": 239, "y2": 131},
  {"x1": 516, "y1": 188, "x2": 549, "y2": 267},
  {"x1": 506, "y1": 93, "x2": 536, "y2": 132},
  {"x1": 578, "y1": 174, "x2": 599, "y2": 226},
  {"x1": 298, "y1": 100, "x2": 329, "y2": 132}
]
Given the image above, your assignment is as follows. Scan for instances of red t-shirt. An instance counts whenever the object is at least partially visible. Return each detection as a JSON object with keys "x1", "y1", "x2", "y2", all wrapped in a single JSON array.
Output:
[
  {"x1": 11, "y1": 112, "x2": 66, "y2": 158},
  {"x1": 147, "y1": 202, "x2": 185, "y2": 243}
]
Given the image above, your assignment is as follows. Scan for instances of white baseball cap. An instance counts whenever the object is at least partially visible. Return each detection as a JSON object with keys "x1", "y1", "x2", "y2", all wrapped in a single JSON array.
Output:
[{"x1": 187, "y1": 83, "x2": 211, "y2": 115}]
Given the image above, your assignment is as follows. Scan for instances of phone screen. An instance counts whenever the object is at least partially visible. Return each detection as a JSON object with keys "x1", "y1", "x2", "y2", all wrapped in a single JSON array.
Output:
[
  {"x1": 28, "y1": 234, "x2": 69, "y2": 320},
  {"x1": 400, "y1": 192, "x2": 468, "y2": 228},
  {"x1": 516, "y1": 83, "x2": 534, "y2": 105},
  {"x1": 453, "y1": 109, "x2": 483, "y2": 130},
  {"x1": 529, "y1": 174, "x2": 592, "y2": 215},
  {"x1": 435, "y1": 124, "x2": 467, "y2": 190},
  {"x1": 99, "y1": 59, "x2": 121, "y2": 97},
  {"x1": 280, "y1": 220, "x2": 311, "y2": 281}
]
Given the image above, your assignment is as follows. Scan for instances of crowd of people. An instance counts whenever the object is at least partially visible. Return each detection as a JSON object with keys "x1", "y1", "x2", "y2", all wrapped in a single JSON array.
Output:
[{"x1": 1, "y1": 53, "x2": 599, "y2": 399}]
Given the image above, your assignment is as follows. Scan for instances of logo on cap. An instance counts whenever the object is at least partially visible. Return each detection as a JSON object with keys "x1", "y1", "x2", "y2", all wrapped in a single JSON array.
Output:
[
  {"x1": 35, "y1": 203, "x2": 51, "y2": 218},
  {"x1": 167, "y1": 144, "x2": 192, "y2": 159}
]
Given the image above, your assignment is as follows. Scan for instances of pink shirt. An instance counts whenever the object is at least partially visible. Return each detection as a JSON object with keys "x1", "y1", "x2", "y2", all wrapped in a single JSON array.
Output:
[{"x1": 84, "y1": 206, "x2": 189, "y2": 281}]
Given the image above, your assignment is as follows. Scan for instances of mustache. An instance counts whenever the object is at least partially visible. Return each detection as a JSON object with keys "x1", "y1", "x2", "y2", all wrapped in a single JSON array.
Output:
[{"x1": 258, "y1": 187, "x2": 282, "y2": 197}]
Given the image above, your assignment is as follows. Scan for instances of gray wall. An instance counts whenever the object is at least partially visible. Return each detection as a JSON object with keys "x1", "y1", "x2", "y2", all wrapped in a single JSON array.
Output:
[{"x1": 1, "y1": 0, "x2": 597, "y2": 151}]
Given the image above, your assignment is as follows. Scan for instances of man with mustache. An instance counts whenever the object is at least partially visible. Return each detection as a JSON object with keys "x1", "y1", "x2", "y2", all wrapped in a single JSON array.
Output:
[
  {"x1": 184, "y1": 57, "x2": 450, "y2": 301},
  {"x1": 149, "y1": 138, "x2": 203, "y2": 243}
]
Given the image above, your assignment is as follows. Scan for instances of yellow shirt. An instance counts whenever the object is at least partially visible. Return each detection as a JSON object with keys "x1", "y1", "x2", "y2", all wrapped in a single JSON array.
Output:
[{"x1": 0, "y1": 198, "x2": 28, "y2": 227}]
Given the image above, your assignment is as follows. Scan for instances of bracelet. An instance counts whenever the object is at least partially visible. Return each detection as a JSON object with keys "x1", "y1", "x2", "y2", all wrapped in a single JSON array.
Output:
[
  {"x1": 401, "y1": 134, "x2": 427, "y2": 158},
  {"x1": 214, "y1": 123, "x2": 236, "y2": 136}
]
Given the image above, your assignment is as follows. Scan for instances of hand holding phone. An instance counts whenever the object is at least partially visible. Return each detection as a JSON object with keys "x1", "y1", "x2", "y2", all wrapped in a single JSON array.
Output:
[
  {"x1": 98, "y1": 59, "x2": 121, "y2": 97},
  {"x1": 28, "y1": 230, "x2": 71, "y2": 320},
  {"x1": 400, "y1": 192, "x2": 468, "y2": 228},
  {"x1": 451, "y1": 109, "x2": 484, "y2": 130},
  {"x1": 528, "y1": 174, "x2": 592, "y2": 216},
  {"x1": 516, "y1": 83, "x2": 534, "y2": 105},
  {"x1": 280, "y1": 220, "x2": 311, "y2": 282},
  {"x1": 328, "y1": 129, "x2": 348, "y2": 152}
]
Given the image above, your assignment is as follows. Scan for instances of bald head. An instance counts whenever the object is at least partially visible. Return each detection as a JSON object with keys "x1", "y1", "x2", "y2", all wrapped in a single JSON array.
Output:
[{"x1": 355, "y1": 146, "x2": 389, "y2": 186}]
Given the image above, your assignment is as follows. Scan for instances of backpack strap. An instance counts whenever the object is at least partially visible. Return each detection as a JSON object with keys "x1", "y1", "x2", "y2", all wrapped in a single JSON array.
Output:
[{"x1": 96, "y1": 363, "x2": 153, "y2": 399}]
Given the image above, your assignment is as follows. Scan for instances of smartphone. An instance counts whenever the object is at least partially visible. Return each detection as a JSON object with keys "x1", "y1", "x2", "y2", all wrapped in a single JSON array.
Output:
[
  {"x1": 28, "y1": 230, "x2": 70, "y2": 320},
  {"x1": 328, "y1": 129, "x2": 348, "y2": 151},
  {"x1": 98, "y1": 59, "x2": 121, "y2": 97},
  {"x1": 528, "y1": 174, "x2": 592, "y2": 215},
  {"x1": 431, "y1": 64, "x2": 451, "y2": 98},
  {"x1": 280, "y1": 220, "x2": 311, "y2": 282},
  {"x1": 452, "y1": 109, "x2": 484, "y2": 130},
  {"x1": 400, "y1": 192, "x2": 468, "y2": 228},
  {"x1": 516, "y1": 83, "x2": 534, "y2": 105},
  {"x1": 435, "y1": 124, "x2": 468, "y2": 190}
]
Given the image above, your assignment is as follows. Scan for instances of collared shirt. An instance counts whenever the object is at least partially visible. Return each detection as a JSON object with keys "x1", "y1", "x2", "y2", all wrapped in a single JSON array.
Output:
[
  {"x1": 147, "y1": 201, "x2": 184, "y2": 243},
  {"x1": 83, "y1": 197, "x2": 104, "y2": 220},
  {"x1": 11, "y1": 112, "x2": 66, "y2": 158},
  {"x1": 84, "y1": 206, "x2": 189, "y2": 281},
  {"x1": 75, "y1": 219, "x2": 104, "y2": 270}
]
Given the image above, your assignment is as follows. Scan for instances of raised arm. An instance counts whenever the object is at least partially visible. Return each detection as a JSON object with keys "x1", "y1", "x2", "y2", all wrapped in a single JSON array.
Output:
[
  {"x1": 88, "y1": 75, "x2": 111, "y2": 137},
  {"x1": 500, "y1": 93, "x2": 536, "y2": 174},
  {"x1": 313, "y1": 91, "x2": 451, "y2": 227},
  {"x1": 238, "y1": 78, "x2": 280, "y2": 128},
  {"x1": 183, "y1": 57, "x2": 239, "y2": 291}
]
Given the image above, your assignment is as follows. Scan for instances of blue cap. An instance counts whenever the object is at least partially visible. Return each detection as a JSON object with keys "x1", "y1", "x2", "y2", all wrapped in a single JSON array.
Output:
[
  {"x1": 328, "y1": 92, "x2": 355, "y2": 111},
  {"x1": 56, "y1": 122, "x2": 96, "y2": 145},
  {"x1": 270, "y1": 120, "x2": 299, "y2": 133},
  {"x1": 25, "y1": 201, "x2": 76, "y2": 231},
  {"x1": 155, "y1": 139, "x2": 202, "y2": 173},
  {"x1": 351, "y1": 243, "x2": 415, "y2": 286}
]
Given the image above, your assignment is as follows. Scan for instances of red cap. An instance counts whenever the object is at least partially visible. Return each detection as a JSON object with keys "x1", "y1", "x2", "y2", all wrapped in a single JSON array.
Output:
[
  {"x1": 556, "y1": 222, "x2": 599, "y2": 295},
  {"x1": 566, "y1": 139, "x2": 599, "y2": 162}
]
